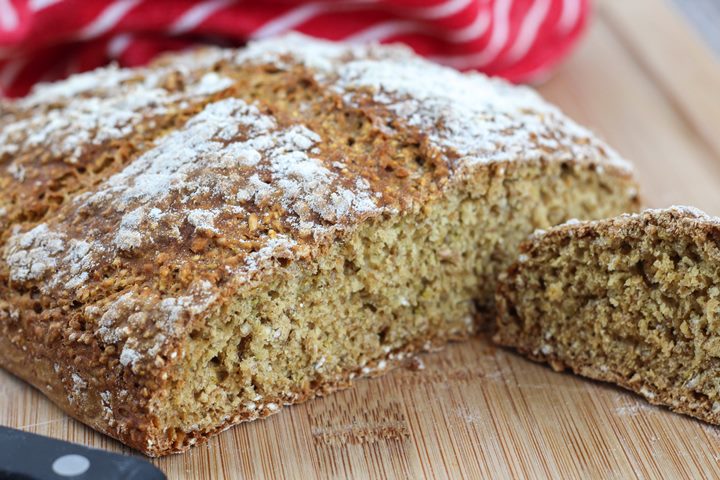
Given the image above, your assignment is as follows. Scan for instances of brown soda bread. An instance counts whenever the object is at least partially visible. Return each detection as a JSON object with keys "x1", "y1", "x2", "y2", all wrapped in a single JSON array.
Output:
[
  {"x1": 0, "y1": 34, "x2": 638, "y2": 455},
  {"x1": 495, "y1": 207, "x2": 720, "y2": 425}
]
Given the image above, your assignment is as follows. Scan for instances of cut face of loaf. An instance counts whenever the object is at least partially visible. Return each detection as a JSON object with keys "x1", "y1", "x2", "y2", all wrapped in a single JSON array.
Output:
[
  {"x1": 495, "y1": 207, "x2": 720, "y2": 425},
  {"x1": 0, "y1": 34, "x2": 639, "y2": 456}
]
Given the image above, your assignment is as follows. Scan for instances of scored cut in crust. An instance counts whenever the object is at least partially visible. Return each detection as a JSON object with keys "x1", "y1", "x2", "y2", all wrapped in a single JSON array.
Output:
[
  {"x1": 495, "y1": 206, "x2": 720, "y2": 425},
  {"x1": 0, "y1": 34, "x2": 639, "y2": 456}
]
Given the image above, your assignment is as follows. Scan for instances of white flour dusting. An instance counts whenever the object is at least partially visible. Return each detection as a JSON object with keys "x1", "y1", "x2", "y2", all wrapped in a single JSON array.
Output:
[
  {"x1": 236, "y1": 34, "x2": 631, "y2": 171},
  {"x1": 0, "y1": 63, "x2": 234, "y2": 164}
]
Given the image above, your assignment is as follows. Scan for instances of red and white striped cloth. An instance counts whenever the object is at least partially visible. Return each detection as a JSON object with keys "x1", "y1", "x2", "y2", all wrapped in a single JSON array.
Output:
[{"x1": 0, "y1": 0, "x2": 588, "y2": 98}]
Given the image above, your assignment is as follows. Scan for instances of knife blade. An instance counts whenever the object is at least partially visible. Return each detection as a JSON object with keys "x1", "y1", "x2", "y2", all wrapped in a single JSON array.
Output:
[{"x1": 0, "y1": 426, "x2": 166, "y2": 480}]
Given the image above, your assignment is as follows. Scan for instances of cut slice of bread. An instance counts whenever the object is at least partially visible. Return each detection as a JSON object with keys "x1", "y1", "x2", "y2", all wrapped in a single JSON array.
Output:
[
  {"x1": 0, "y1": 34, "x2": 639, "y2": 456},
  {"x1": 495, "y1": 206, "x2": 720, "y2": 424}
]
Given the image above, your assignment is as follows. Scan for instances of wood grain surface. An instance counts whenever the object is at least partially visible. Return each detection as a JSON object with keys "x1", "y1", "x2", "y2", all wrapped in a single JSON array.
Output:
[{"x1": 2, "y1": 0, "x2": 720, "y2": 478}]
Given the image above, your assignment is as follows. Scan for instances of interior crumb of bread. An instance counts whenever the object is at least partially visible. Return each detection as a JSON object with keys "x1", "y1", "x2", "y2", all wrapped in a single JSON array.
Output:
[
  {"x1": 154, "y1": 161, "x2": 635, "y2": 449},
  {"x1": 497, "y1": 223, "x2": 720, "y2": 415}
]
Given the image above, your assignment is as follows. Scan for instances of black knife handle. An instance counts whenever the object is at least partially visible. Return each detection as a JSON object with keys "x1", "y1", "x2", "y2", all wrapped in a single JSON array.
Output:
[{"x1": 0, "y1": 426, "x2": 166, "y2": 480}]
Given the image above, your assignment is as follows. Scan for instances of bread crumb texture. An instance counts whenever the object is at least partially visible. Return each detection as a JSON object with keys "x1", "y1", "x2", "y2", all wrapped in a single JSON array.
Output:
[
  {"x1": 0, "y1": 34, "x2": 638, "y2": 456},
  {"x1": 496, "y1": 207, "x2": 720, "y2": 425}
]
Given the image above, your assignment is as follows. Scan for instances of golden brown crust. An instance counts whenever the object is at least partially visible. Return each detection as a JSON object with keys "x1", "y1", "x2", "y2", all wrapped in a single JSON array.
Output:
[
  {"x1": 0, "y1": 34, "x2": 638, "y2": 455},
  {"x1": 518, "y1": 206, "x2": 720, "y2": 250}
]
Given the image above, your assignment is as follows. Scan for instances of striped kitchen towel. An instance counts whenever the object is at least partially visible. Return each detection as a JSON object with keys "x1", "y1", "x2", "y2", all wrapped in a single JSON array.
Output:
[{"x1": 0, "y1": 0, "x2": 588, "y2": 97}]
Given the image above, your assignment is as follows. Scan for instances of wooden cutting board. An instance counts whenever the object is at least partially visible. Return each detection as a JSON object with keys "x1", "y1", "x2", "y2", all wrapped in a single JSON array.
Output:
[{"x1": 2, "y1": 0, "x2": 720, "y2": 478}]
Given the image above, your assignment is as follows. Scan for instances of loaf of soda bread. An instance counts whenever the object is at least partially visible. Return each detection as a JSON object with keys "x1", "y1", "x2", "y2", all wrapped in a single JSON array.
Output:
[
  {"x1": 495, "y1": 207, "x2": 720, "y2": 424},
  {"x1": 0, "y1": 34, "x2": 639, "y2": 456}
]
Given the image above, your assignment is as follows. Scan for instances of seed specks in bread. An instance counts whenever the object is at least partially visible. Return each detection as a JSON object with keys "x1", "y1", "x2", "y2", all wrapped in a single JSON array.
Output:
[{"x1": 495, "y1": 207, "x2": 720, "y2": 427}]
